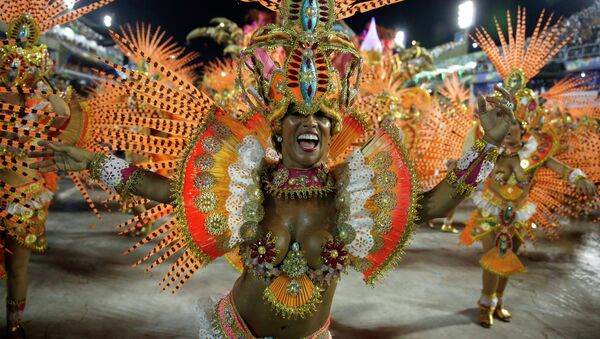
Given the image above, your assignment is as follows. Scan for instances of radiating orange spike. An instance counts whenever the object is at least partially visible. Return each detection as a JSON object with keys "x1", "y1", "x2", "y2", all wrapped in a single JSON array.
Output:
[
  {"x1": 0, "y1": 124, "x2": 61, "y2": 143},
  {"x1": 126, "y1": 219, "x2": 176, "y2": 254},
  {"x1": 171, "y1": 261, "x2": 202, "y2": 293},
  {"x1": 1, "y1": 138, "x2": 47, "y2": 153},
  {"x1": 137, "y1": 160, "x2": 179, "y2": 171},
  {"x1": 160, "y1": 251, "x2": 190, "y2": 286},
  {"x1": 0, "y1": 180, "x2": 39, "y2": 211},
  {"x1": 0, "y1": 156, "x2": 39, "y2": 182},
  {"x1": 134, "y1": 230, "x2": 179, "y2": 266},
  {"x1": 45, "y1": 0, "x2": 114, "y2": 30},
  {"x1": 0, "y1": 86, "x2": 59, "y2": 97},
  {"x1": 116, "y1": 203, "x2": 173, "y2": 230},
  {"x1": 68, "y1": 172, "x2": 101, "y2": 219},
  {"x1": 163, "y1": 256, "x2": 195, "y2": 292},
  {"x1": 335, "y1": 0, "x2": 407, "y2": 20},
  {"x1": 472, "y1": 8, "x2": 570, "y2": 81},
  {"x1": 146, "y1": 239, "x2": 185, "y2": 271}
]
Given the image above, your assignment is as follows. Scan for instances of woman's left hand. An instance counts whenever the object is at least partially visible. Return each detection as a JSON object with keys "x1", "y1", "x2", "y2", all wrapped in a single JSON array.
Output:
[
  {"x1": 477, "y1": 84, "x2": 518, "y2": 146},
  {"x1": 574, "y1": 179, "x2": 597, "y2": 196}
]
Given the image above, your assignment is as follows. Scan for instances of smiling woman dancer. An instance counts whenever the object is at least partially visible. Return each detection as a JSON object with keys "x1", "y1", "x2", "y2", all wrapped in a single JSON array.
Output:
[{"x1": 29, "y1": 1, "x2": 517, "y2": 337}]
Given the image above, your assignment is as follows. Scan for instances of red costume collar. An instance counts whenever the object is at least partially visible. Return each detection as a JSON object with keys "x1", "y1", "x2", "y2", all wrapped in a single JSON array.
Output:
[{"x1": 263, "y1": 162, "x2": 334, "y2": 199}]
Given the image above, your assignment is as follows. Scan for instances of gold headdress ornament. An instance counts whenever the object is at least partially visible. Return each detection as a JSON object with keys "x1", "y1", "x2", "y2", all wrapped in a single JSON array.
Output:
[
  {"x1": 239, "y1": 0, "x2": 406, "y2": 133},
  {"x1": 471, "y1": 7, "x2": 571, "y2": 130},
  {"x1": 0, "y1": 0, "x2": 114, "y2": 85}
]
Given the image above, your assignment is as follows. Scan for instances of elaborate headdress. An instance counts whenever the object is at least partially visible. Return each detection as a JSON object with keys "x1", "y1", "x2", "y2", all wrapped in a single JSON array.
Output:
[
  {"x1": 239, "y1": 0, "x2": 406, "y2": 132},
  {"x1": 472, "y1": 7, "x2": 570, "y2": 129},
  {"x1": 0, "y1": 0, "x2": 114, "y2": 85}
]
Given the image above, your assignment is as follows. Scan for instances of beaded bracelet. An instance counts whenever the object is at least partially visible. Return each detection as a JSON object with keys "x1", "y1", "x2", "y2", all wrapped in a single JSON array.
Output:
[
  {"x1": 446, "y1": 139, "x2": 502, "y2": 196},
  {"x1": 88, "y1": 153, "x2": 144, "y2": 199},
  {"x1": 568, "y1": 168, "x2": 587, "y2": 185}
]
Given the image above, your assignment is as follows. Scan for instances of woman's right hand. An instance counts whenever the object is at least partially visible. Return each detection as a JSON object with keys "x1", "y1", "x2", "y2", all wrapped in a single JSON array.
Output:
[{"x1": 28, "y1": 141, "x2": 96, "y2": 172}]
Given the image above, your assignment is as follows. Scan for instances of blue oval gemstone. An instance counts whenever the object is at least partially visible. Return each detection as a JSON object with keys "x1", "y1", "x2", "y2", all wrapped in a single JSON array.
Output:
[
  {"x1": 301, "y1": 0, "x2": 318, "y2": 32},
  {"x1": 19, "y1": 26, "x2": 30, "y2": 39},
  {"x1": 299, "y1": 56, "x2": 317, "y2": 102}
]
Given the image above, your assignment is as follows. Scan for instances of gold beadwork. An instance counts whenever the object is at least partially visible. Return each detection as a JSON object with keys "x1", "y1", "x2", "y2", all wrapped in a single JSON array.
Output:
[
  {"x1": 194, "y1": 172, "x2": 216, "y2": 190},
  {"x1": 272, "y1": 167, "x2": 289, "y2": 187},
  {"x1": 212, "y1": 122, "x2": 232, "y2": 140},
  {"x1": 201, "y1": 136, "x2": 222, "y2": 154},
  {"x1": 376, "y1": 171, "x2": 397, "y2": 190},
  {"x1": 240, "y1": 221, "x2": 259, "y2": 242},
  {"x1": 371, "y1": 152, "x2": 393, "y2": 171},
  {"x1": 373, "y1": 212, "x2": 393, "y2": 234},
  {"x1": 370, "y1": 234, "x2": 385, "y2": 253},
  {"x1": 119, "y1": 169, "x2": 145, "y2": 202},
  {"x1": 194, "y1": 192, "x2": 218, "y2": 213},
  {"x1": 88, "y1": 153, "x2": 108, "y2": 181},
  {"x1": 206, "y1": 213, "x2": 227, "y2": 236},
  {"x1": 374, "y1": 191, "x2": 397, "y2": 211},
  {"x1": 194, "y1": 154, "x2": 215, "y2": 171}
]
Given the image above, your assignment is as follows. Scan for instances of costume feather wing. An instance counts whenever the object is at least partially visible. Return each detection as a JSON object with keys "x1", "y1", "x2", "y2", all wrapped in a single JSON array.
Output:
[{"x1": 338, "y1": 120, "x2": 419, "y2": 284}]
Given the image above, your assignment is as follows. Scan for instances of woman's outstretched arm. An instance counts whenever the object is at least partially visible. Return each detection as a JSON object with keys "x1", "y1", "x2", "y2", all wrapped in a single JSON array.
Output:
[
  {"x1": 418, "y1": 85, "x2": 516, "y2": 222},
  {"x1": 29, "y1": 141, "x2": 174, "y2": 204}
]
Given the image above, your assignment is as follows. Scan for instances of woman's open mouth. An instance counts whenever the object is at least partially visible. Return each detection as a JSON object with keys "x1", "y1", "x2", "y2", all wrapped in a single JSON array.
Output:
[{"x1": 297, "y1": 133, "x2": 320, "y2": 152}]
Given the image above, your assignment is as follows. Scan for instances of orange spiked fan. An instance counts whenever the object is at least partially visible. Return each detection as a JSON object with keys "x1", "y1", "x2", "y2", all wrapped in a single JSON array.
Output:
[
  {"x1": 116, "y1": 23, "x2": 202, "y2": 85},
  {"x1": 438, "y1": 73, "x2": 471, "y2": 105},
  {"x1": 542, "y1": 74, "x2": 600, "y2": 120},
  {"x1": 471, "y1": 7, "x2": 571, "y2": 88}
]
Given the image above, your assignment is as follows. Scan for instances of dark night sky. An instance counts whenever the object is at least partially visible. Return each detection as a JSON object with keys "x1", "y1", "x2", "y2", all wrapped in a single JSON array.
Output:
[{"x1": 83, "y1": 0, "x2": 595, "y2": 59}]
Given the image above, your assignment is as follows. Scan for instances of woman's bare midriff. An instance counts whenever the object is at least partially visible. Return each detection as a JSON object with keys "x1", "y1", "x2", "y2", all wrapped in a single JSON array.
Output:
[{"x1": 488, "y1": 155, "x2": 533, "y2": 206}]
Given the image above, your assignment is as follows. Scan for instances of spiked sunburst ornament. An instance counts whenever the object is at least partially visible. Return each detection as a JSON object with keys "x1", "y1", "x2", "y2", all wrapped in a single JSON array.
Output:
[
  {"x1": 471, "y1": 7, "x2": 571, "y2": 130},
  {"x1": 0, "y1": 0, "x2": 114, "y2": 86},
  {"x1": 239, "y1": 0, "x2": 407, "y2": 132}
]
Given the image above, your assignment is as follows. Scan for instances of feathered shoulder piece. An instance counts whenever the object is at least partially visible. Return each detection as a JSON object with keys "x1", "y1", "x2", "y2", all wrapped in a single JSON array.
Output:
[
  {"x1": 527, "y1": 125, "x2": 600, "y2": 243},
  {"x1": 542, "y1": 74, "x2": 600, "y2": 120},
  {"x1": 335, "y1": 119, "x2": 419, "y2": 284}
]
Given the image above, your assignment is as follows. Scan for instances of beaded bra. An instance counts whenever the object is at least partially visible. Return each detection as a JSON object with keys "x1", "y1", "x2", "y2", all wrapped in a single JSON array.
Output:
[{"x1": 242, "y1": 235, "x2": 348, "y2": 319}]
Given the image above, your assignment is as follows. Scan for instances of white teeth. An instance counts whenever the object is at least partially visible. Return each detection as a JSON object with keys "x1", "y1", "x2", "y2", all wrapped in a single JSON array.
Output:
[{"x1": 298, "y1": 134, "x2": 319, "y2": 141}]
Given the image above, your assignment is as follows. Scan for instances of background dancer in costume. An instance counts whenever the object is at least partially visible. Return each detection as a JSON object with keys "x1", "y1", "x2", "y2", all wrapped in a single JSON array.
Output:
[
  {"x1": 0, "y1": 1, "x2": 113, "y2": 336},
  {"x1": 463, "y1": 8, "x2": 599, "y2": 328}
]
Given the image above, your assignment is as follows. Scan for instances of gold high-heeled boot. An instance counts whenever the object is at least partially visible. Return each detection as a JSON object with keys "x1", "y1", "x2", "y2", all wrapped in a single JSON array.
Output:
[
  {"x1": 494, "y1": 295, "x2": 512, "y2": 322},
  {"x1": 6, "y1": 299, "x2": 26, "y2": 339},
  {"x1": 440, "y1": 223, "x2": 458, "y2": 233},
  {"x1": 477, "y1": 293, "x2": 496, "y2": 328}
]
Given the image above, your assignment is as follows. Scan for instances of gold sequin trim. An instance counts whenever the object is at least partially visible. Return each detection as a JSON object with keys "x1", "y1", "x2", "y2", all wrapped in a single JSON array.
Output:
[
  {"x1": 194, "y1": 172, "x2": 216, "y2": 190},
  {"x1": 194, "y1": 192, "x2": 218, "y2": 213},
  {"x1": 201, "y1": 136, "x2": 222, "y2": 154},
  {"x1": 194, "y1": 154, "x2": 214, "y2": 171},
  {"x1": 206, "y1": 213, "x2": 227, "y2": 236}
]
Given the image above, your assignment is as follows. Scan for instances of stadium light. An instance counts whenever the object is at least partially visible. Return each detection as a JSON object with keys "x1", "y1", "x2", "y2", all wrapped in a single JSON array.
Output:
[
  {"x1": 395, "y1": 30, "x2": 406, "y2": 49},
  {"x1": 64, "y1": 0, "x2": 75, "y2": 9},
  {"x1": 103, "y1": 15, "x2": 113, "y2": 28},
  {"x1": 458, "y1": 1, "x2": 475, "y2": 29}
]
